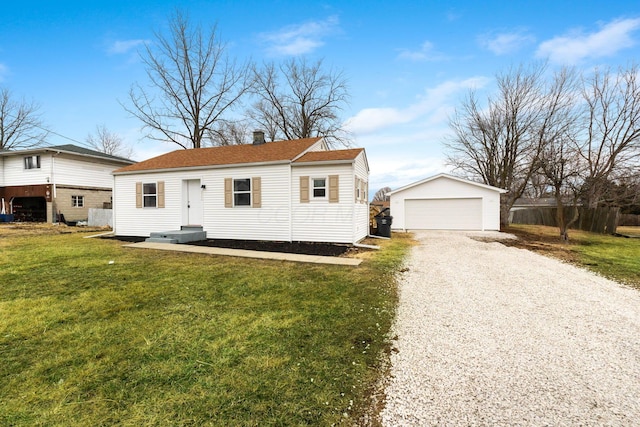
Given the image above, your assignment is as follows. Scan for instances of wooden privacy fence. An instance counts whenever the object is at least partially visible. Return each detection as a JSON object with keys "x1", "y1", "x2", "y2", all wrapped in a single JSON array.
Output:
[
  {"x1": 510, "y1": 207, "x2": 619, "y2": 234},
  {"x1": 619, "y1": 214, "x2": 640, "y2": 226}
]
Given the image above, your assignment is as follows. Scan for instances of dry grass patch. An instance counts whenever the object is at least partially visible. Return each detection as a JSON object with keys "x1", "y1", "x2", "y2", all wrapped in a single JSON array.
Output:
[{"x1": 0, "y1": 222, "x2": 108, "y2": 237}]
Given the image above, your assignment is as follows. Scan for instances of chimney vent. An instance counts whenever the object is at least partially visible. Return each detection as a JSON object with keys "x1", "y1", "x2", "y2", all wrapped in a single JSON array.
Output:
[{"x1": 253, "y1": 130, "x2": 265, "y2": 145}]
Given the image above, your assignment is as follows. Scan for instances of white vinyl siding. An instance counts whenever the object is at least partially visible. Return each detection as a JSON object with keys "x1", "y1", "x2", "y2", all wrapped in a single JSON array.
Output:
[
  {"x1": 352, "y1": 151, "x2": 370, "y2": 242},
  {"x1": 115, "y1": 174, "x2": 180, "y2": 236},
  {"x1": 113, "y1": 146, "x2": 370, "y2": 244},
  {"x1": 53, "y1": 155, "x2": 122, "y2": 188},
  {"x1": 291, "y1": 164, "x2": 354, "y2": 243},
  {"x1": 1, "y1": 152, "x2": 125, "y2": 189},
  {"x1": 114, "y1": 164, "x2": 291, "y2": 240},
  {"x1": 1, "y1": 155, "x2": 51, "y2": 185},
  {"x1": 208, "y1": 167, "x2": 289, "y2": 240}
]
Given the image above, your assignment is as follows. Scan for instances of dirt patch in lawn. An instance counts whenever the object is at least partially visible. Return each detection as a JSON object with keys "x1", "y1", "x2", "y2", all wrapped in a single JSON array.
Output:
[
  {"x1": 499, "y1": 226, "x2": 580, "y2": 264},
  {"x1": 0, "y1": 222, "x2": 109, "y2": 238}
]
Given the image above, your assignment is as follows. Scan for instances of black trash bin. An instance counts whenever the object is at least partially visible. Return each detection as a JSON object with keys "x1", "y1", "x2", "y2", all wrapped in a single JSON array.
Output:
[{"x1": 375, "y1": 215, "x2": 393, "y2": 238}]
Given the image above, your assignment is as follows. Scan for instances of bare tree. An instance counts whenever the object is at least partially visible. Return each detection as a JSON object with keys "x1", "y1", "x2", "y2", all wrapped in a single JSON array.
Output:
[
  {"x1": 86, "y1": 124, "x2": 133, "y2": 158},
  {"x1": 446, "y1": 63, "x2": 549, "y2": 227},
  {"x1": 373, "y1": 186, "x2": 392, "y2": 202},
  {"x1": 206, "y1": 120, "x2": 250, "y2": 146},
  {"x1": 124, "y1": 11, "x2": 251, "y2": 149},
  {"x1": 535, "y1": 67, "x2": 586, "y2": 240},
  {"x1": 578, "y1": 64, "x2": 640, "y2": 208},
  {"x1": 249, "y1": 58, "x2": 351, "y2": 146},
  {"x1": 0, "y1": 88, "x2": 48, "y2": 150},
  {"x1": 445, "y1": 63, "x2": 580, "y2": 228}
]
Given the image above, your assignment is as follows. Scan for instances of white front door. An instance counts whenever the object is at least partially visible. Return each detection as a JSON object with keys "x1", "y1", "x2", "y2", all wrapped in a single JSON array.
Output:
[{"x1": 183, "y1": 179, "x2": 203, "y2": 226}]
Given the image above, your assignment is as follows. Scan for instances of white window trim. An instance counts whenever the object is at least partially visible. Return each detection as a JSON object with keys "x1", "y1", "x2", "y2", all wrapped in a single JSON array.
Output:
[
  {"x1": 143, "y1": 182, "x2": 157, "y2": 208},
  {"x1": 71, "y1": 195, "x2": 84, "y2": 208},
  {"x1": 24, "y1": 155, "x2": 41, "y2": 170},
  {"x1": 360, "y1": 179, "x2": 367, "y2": 203},
  {"x1": 311, "y1": 176, "x2": 328, "y2": 201},
  {"x1": 233, "y1": 178, "x2": 252, "y2": 207}
]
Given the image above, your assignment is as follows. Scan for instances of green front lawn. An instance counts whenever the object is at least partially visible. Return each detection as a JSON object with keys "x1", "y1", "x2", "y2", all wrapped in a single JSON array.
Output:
[
  {"x1": 570, "y1": 231, "x2": 640, "y2": 288},
  {"x1": 0, "y1": 232, "x2": 410, "y2": 426}
]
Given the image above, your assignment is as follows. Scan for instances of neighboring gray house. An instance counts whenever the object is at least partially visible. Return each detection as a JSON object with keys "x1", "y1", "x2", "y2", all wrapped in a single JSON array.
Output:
[{"x1": 0, "y1": 145, "x2": 134, "y2": 222}]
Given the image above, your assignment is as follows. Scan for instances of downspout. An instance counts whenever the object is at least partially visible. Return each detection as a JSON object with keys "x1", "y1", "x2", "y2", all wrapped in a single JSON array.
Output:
[
  {"x1": 351, "y1": 166, "x2": 356, "y2": 244},
  {"x1": 288, "y1": 162, "x2": 293, "y2": 242},
  {"x1": 112, "y1": 174, "x2": 116, "y2": 233},
  {"x1": 51, "y1": 152, "x2": 59, "y2": 223}
]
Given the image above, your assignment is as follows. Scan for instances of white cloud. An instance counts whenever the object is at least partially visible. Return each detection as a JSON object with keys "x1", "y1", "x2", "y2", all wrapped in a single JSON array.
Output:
[
  {"x1": 107, "y1": 39, "x2": 148, "y2": 55},
  {"x1": 344, "y1": 76, "x2": 489, "y2": 135},
  {"x1": 347, "y1": 77, "x2": 492, "y2": 190},
  {"x1": 479, "y1": 30, "x2": 535, "y2": 55},
  {"x1": 368, "y1": 156, "x2": 450, "y2": 191},
  {"x1": 260, "y1": 16, "x2": 340, "y2": 56},
  {"x1": 536, "y1": 17, "x2": 640, "y2": 64},
  {"x1": 397, "y1": 41, "x2": 447, "y2": 61},
  {"x1": 129, "y1": 140, "x2": 175, "y2": 162}
]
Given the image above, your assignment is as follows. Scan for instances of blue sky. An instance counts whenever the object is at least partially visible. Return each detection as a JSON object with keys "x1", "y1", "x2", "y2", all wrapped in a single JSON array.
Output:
[{"x1": 1, "y1": 1, "x2": 639, "y2": 193}]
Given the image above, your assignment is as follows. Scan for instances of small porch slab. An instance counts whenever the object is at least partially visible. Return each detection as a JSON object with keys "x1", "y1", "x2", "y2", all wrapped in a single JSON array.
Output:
[{"x1": 145, "y1": 226, "x2": 206, "y2": 244}]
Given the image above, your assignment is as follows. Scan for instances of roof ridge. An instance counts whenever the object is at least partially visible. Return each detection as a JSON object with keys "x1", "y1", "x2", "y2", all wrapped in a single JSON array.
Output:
[{"x1": 114, "y1": 137, "x2": 324, "y2": 174}]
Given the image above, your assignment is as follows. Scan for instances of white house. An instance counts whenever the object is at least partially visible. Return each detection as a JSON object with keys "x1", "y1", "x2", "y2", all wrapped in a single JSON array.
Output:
[
  {"x1": 389, "y1": 173, "x2": 506, "y2": 231},
  {"x1": 0, "y1": 144, "x2": 134, "y2": 222},
  {"x1": 112, "y1": 135, "x2": 370, "y2": 244}
]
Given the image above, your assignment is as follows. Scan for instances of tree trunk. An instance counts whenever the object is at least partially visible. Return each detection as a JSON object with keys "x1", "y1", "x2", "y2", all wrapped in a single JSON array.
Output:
[{"x1": 499, "y1": 193, "x2": 511, "y2": 230}]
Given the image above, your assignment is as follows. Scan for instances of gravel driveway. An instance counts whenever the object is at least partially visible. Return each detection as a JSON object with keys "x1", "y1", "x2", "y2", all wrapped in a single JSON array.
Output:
[{"x1": 380, "y1": 231, "x2": 640, "y2": 426}]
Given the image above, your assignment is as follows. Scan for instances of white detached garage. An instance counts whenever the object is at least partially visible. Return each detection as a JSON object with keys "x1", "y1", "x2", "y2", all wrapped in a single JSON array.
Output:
[{"x1": 389, "y1": 174, "x2": 506, "y2": 231}]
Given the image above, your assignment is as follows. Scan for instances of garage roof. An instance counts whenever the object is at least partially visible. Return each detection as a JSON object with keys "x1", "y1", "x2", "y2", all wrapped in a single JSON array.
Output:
[{"x1": 388, "y1": 173, "x2": 507, "y2": 195}]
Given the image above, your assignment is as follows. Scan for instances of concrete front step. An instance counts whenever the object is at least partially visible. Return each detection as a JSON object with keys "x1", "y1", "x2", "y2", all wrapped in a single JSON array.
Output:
[
  {"x1": 180, "y1": 225, "x2": 204, "y2": 231},
  {"x1": 146, "y1": 226, "x2": 206, "y2": 244},
  {"x1": 145, "y1": 237, "x2": 179, "y2": 244}
]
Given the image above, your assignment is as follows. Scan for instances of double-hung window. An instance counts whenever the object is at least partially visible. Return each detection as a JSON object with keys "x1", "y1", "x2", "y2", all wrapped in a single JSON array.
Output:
[
  {"x1": 24, "y1": 155, "x2": 41, "y2": 169},
  {"x1": 71, "y1": 195, "x2": 84, "y2": 208},
  {"x1": 136, "y1": 181, "x2": 164, "y2": 209},
  {"x1": 312, "y1": 178, "x2": 327, "y2": 199},
  {"x1": 233, "y1": 178, "x2": 251, "y2": 206},
  {"x1": 143, "y1": 183, "x2": 157, "y2": 207}
]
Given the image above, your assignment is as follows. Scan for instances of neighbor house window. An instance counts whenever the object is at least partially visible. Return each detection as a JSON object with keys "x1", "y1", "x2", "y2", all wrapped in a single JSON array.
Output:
[
  {"x1": 71, "y1": 195, "x2": 84, "y2": 208},
  {"x1": 233, "y1": 178, "x2": 251, "y2": 206},
  {"x1": 24, "y1": 155, "x2": 41, "y2": 169},
  {"x1": 143, "y1": 183, "x2": 157, "y2": 207},
  {"x1": 312, "y1": 178, "x2": 327, "y2": 198}
]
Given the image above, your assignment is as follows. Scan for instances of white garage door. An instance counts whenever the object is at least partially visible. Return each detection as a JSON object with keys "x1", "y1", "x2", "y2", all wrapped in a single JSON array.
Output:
[{"x1": 405, "y1": 198, "x2": 483, "y2": 230}]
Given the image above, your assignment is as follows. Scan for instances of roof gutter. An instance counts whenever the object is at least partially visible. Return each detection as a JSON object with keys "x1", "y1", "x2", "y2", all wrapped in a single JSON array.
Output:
[
  {"x1": 0, "y1": 147, "x2": 134, "y2": 165},
  {"x1": 291, "y1": 159, "x2": 356, "y2": 167}
]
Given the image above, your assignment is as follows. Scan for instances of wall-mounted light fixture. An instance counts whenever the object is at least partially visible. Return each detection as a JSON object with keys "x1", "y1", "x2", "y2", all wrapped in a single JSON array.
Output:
[
  {"x1": 201, "y1": 184, "x2": 206, "y2": 189},
  {"x1": 46, "y1": 177, "x2": 50, "y2": 183}
]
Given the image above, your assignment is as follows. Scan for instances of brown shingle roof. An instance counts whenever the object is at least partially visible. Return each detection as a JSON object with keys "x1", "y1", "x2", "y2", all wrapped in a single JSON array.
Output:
[
  {"x1": 114, "y1": 137, "x2": 322, "y2": 173},
  {"x1": 293, "y1": 148, "x2": 364, "y2": 163}
]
